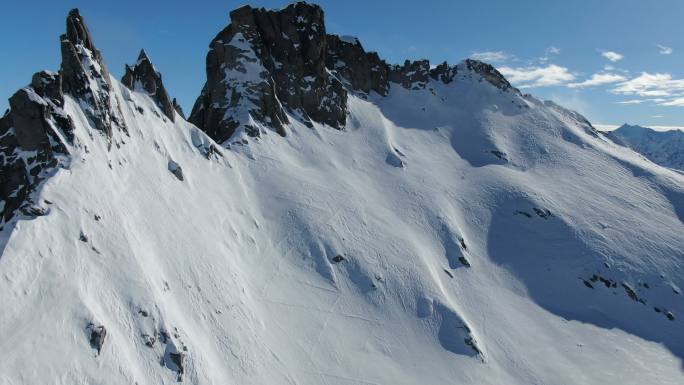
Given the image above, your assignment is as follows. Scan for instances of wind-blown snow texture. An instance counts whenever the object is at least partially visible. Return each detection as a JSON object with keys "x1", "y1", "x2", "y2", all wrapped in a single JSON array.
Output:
[
  {"x1": 608, "y1": 124, "x2": 684, "y2": 172},
  {"x1": 1, "y1": 4, "x2": 683, "y2": 385}
]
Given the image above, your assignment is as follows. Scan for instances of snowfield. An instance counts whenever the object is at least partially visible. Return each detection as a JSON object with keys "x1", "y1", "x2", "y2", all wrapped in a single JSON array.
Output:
[
  {"x1": 1, "y1": 64, "x2": 683, "y2": 385},
  {"x1": 1, "y1": 4, "x2": 684, "y2": 383}
]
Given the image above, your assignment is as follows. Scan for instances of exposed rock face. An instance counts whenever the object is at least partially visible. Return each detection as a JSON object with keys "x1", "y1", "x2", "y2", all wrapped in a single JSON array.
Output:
[
  {"x1": 190, "y1": 2, "x2": 347, "y2": 143},
  {"x1": 0, "y1": 71, "x2": 74, "y2": 225},
  {"x1": 1, "y1": 8, "x2": 136, "y2": 226},
  {"x1": 172, "y1": 98, "x2": 185, "y2": 119},
  {"x1": 389, "y1": 60, "x2": 431, "y2": 90},
  {"x1": 190, "y1": 3, "x2": 517, "y2": 145},
  {"x1": 168, "y1": 160, "x2": 184, "y2": 181},
  {"x1": 60, "y1": 9, "x2": 125, "y2": 137},
  {"x1": 429, "y1": 61, "x2": 458, "y2": 84},
  {"x1": 122, "y1": 50, "x2": 176, "y2": 121},
  {"x1": 87, "y1": 324, "x2": 107, "y2": 355},
  {"x1": 325, "y1": 35, "x2": 390, "y2": 95},
  {"x1": 464, "y1": 59, "x2": 514, "y2": 91}
]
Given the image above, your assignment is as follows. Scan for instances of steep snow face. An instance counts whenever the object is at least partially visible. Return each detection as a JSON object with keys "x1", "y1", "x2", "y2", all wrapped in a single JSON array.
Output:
[
  {"x1": 1, "y1": 63, "x2": 683, "y2": 385},
  {"x1": 608, "y1": 124, "x2": 684, "y2": 171}
]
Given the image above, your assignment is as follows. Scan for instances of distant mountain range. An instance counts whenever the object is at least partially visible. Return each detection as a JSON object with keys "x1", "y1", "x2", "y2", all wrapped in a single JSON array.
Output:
[{"x1": 607, "y1": 124, "x2": 684, "y2": 171}]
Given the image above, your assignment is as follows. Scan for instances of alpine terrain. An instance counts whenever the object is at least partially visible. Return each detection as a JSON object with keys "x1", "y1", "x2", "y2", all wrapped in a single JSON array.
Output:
[
  {"x1": 607, "y1": 124, "x2": 684, "y2": 172},
  {"x1": 0, "y1": 3, "x2": 683, "y2": 385}
]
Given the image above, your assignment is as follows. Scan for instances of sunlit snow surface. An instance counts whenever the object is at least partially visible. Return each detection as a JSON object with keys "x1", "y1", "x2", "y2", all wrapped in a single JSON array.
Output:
[{"x1": 1, "y1": 68, "x2": 683, "y2": 385}]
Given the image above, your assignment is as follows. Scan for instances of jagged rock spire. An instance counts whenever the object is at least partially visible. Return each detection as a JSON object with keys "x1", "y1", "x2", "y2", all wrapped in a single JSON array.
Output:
[
  {"x1": 1, "y1": 8, "x2": 131, "y2": 225},
  {"x1": 60, "y1": 8, "x2": 125, "y2": 137},
  {"x1": 0, "y1": 71, "x2": 74, "y2": 224},
  {"x1": 190, "y1": 2, "x2": 347, "y2": 143},
  {"x1": 172, "y1": 98, "x2": 185, "y2": 119},
  {"x1": 64, "y1": 9, "x2": 100, "y2": 59},
  {"x1": 325, "y1": 35, "x2": 390, "y2": 95},
  {"x1": 122, "y1": 49, "x2": 177, "y2": 121},
  {"x1": 189, "y1": 2, "x2": 517, "y2": 146}
]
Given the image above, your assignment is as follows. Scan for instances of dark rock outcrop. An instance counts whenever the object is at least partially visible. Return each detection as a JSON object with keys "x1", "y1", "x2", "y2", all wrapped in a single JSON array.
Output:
[
  {"x1": 325, "y1": 38, "x2": 459, "y2": 94},
  {"x1": 1, "y1": 8, "x2": 134, "y2": 226},
  {"x1": 169, "y1": 351, "x2": 185, "y2": 380},
  {"x1": 190, "y1": 3, "x2": 521, "y2": 145},
  {"x1": 0, "y1": 71, "x2": 74, "y2": 225},
  {"x1": 464, "y1": 59, "x2": 514, "y2": 91},
  {"x1": 60, "y1": 9, "x2": 126, "y2": 137},
  {"x1": 325, "y1": 35, "x2": 390, "y2": 95},
  {"x1": 389, "y1": 60, "x2": 431, "y2": 90},
  {"x1": 168, "y1": 160, "x2": 184, "y2": 181},
  {"x1": 122, "y1": 49, "x2": 177, "y2": 121},
  {"x1": 87, "y1": 323, "x2": 107, "y2": 355},
  {"x1": 190, "y1": 2, "x2": 347, "y2": 143},
  {"x1": 429, "y1": 61, "x2": 458, "y2": 84},
  {"x1": 172, "y1": 98, "x2": 185, "y2": 119}
]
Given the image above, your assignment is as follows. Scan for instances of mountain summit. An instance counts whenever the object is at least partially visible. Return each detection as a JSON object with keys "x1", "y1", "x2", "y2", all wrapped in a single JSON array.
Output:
[
  {"x1": 189, "y1": 2, "x2": 511, "y2": 144},
  {"x1": 0, "y1": 3, "x2": 683, "y2": 385}
]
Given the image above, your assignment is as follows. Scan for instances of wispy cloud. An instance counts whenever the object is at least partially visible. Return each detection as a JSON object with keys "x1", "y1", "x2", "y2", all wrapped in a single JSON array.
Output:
[
  {"x1": 539, "y1": 46, "x2": 561, "y2": 62},
  {"x1": 610, "y1": 72, "x2": 684, "y2": 107},
  {"x1": 547, "y1": 46, "x2": 561, "y2": 55},
  {"x1": 659, "y1": 97, "x2": 684, "y2": 106},
  {"x1": 612, "y1": 72, "x2": 684, "y2": 98},
  {"x1": 602, "y1": 51, "x2": 624, "y2": 62},
  {"x1": 471, "y1": 50, "x2": 509, "y2": 63},
  {"x1": 568, "y1": 73, "x2": 627, "y2": 88},
  {"x1": 657, "y1": 44, "x2": 673, "y2": 55},
  {"x1": 616, "y1": 99, "x2": 644, "y2": 104},
  {"x1": 498, "y1": 64, "x2": 575, "y2": 87}
]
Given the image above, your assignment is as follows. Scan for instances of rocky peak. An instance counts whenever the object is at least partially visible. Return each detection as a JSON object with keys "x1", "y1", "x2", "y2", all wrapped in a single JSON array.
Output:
[
  {"x1": 31, "y1": 71, "x2": 64, "y2": 106},
  {"x1": 190, "y1": 3, "x2": 523, "y2": 145},
  {"x1": 429, "y1": 62, "x2": 458, "y2": 84},
  {"x1": 60, "y1": 8, "x2": 125, "y2": 137},
  {"x1": 463, "y1": 59, "x2": 514, "y2": 92},
  {"x1": 64, "y1": 9, "x2": 99, "y2": 55},
  {"x1": 172, "y1": 99, "x2": 185, "y2": 119},
  {"x1": 325, "y1": 34, "x2": 390, "y2": 96},
  {"x1": 0, "y1": 71, "x2": 74, "y2": 225},
  {"x1": 389, "y1": 60, "x2": 432, "y2": 90},
  {"x1": 190, "y1": 1, "x2": 347, "y2": 143},
  {"x1": 122, "y1": 49, "x2": 177, "y2": 121},
  {"x1": 1, "y1": 8, "x2": 132, "y2": 226}
]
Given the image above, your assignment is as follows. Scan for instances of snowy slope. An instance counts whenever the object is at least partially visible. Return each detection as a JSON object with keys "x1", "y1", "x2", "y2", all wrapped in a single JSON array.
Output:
[
  {"x1": 1, "y1": 6, "x2": 684, "y2": 385},
  {"x1": 607, "y1": 124, "x2": 684, "y2": 171}
]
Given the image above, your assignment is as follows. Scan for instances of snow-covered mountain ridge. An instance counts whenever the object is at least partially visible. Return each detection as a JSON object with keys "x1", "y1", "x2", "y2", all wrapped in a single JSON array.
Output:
[
  {"x1": 607, "y1": 124, "x2": 684, "y2": 171},
  {"x1": 0, "y1": 3, "x2": 683, "y2": 385}
]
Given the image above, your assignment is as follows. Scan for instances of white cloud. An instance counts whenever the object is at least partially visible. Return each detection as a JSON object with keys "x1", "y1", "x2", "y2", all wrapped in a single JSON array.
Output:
[
  {"x1": 568, "y1": 73, "x2": 627, "y2": 88},
  {"x1": 602, "y1": 51, "x2": 624, "y2": 62},
  {"x1": 539, "y1": 46, "x2": 561, "y2": 62},
  {"x1": 609, "y1": 73, "x2": 684, "y2": 107},
  {"x1": 547, "y1": 46, "x2": 561, "y2": 55},
  {"x1": 471, "y1": 51, "x2": 509, "y2": 62},
  {"x1": 659, "y1": 97, "x2": 684, "y2": 106},
  {"x1": 498, "y1": 64, "x2": 575, "y2": 87},
  {"x1": 612, "y1": 72, "x2": 684, "y2": 98},
  {"x1": 657, "y1": 44, "x2": 673, "y2": 55},
  {"x1": 616, "y1": 99, "x2": 644, "y2": 104}
]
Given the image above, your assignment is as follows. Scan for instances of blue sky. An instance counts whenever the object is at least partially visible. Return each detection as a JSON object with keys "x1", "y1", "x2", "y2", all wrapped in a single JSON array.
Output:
[{"x1": 2, "y1": 0, "x2": 684, "y2": 129}]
